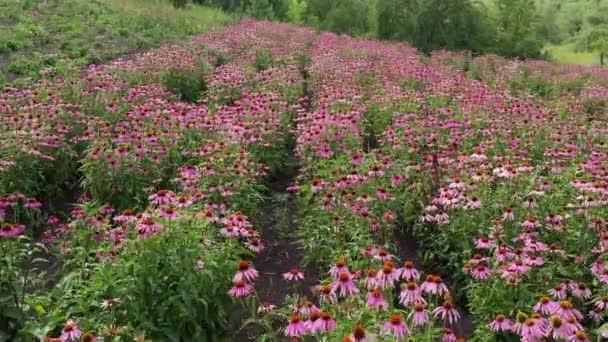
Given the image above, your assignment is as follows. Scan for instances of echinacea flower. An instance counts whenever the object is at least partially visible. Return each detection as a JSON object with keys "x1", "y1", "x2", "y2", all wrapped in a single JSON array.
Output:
[
  {"x1": 332, "y1": 271, "x2": 359, "y2": 296},
  {"x1": 313, "y1": 311, "x2": 337, "y2": 332},
  {"x1": 376, "y1": 261, "x2": 398, "y2": 288},
  {"x1": 257, "y1": 302, "x2": 276, "y2": 313},
  {"x1": 0, "y1": 223, "x2": 25, "y2": 237},
  {"x1": 471, "y1": 264, "x2": 492, "y2": 280},
  {"x1": 80, "y1": 332, "x2": 96, "y2": 342},
  {"x1": 228, "y1": 279, "x2": 254, "y2": 297},
  {"x1": 548, "y1": 316, "x2": 575, "y2": 339},
  {"x1": 351, "y1": 324, "x2": 367, "y2": 342},
  {"x1": 246, "y1": 237, "x2": 264, "y2": 253},
  {"x1": 533, "y1": 295, "x2": 558, "y2": 315},
  {"x1": 398, "y1": 260, "x2": 420, "y2": 281},
  {"x1": 441, "y1": 328, "x2": 457, "y2": 342},
  {"x1": 318, "y1": 284, "x2": 337, "y2": 304},
  {"x1": 382, "y1": 313, "x2": 410, "y2": 339},
  {"x1": 488, "y1": 314, "x2": 511, "y2": 332},
  {"x1": 399, "y1": 281, "x2": 424, "y2": 305},
  {"x1": 283, "y1": 268, "x2": 305, "y2": 281},
  {"x1": 234, "y1": 260, "x2": 259, "y2": 282},
  {"x1": 148, "y1": 189, "x2": 174, "y2": 204},
  {"x1": 285, "y1": 314, "x2": 306, "y2": 337},
  {"x1": 366, "y1": 288, "x2": 388, "y2": 310},
  {"x1": 24, "y1": 198, "x2": 42, "y2": 208},
  {"x1": 60, "y1": 320, "x2": 81, "y2": 342},
  {"x1": 433, "y1": 300, "x2": 460, "y2": 324},
  {"x1": 420, "y1": 275, "x2": 448, "y2": 295},
  {"x1": 329, "y1": 259, "x2": 349, "y2": 279},
  {"x1": 409, "y1": 303, "x2": 429, "y2": 326}
]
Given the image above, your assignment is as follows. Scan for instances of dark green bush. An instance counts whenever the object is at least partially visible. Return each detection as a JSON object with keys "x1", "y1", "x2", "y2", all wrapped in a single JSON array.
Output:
[
  {"x1": 163, "y1": 67, "x2": 207, "y2": 103},
  {"x1": 254, "y1": 49, "x2": 273, "y2": 71}
]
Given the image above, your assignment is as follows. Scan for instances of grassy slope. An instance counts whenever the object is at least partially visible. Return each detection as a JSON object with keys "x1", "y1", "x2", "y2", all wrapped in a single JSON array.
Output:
[
  {"x1": 0, "y1": 0, "x2": 231, "y2": 85},
  {"x1": 545, "y1": 42, "x2": 601, "y2": 65}
]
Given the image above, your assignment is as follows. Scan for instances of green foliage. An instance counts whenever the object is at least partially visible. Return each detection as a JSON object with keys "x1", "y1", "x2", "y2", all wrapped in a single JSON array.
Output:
[
  {"x1": 493, "y1": 0, "x2": 543, "y2": 58},
  {"x1": 254, "y1": 49, "x2": 273, "y2": 71},
  {"x1": 414, "y1": 0, "x2": 485, "y2": 53},
  {"x1": 163, "y1": 67, "x2": 207, "y2": 102},
  {"x1": 171, "y1": 0, "x2": 188, "y2": 8},
  {"x1": 25, "y1": 219, "x2": 240, "y2": 340},
  {"x1": 322, "y1": 0, "x2": 372, "y2": 36},
  {"x1": 247, "y1": 0, "x2": 275, "y2": 19},
  {"x1": 0, "y1": 0, "x2": 231, "y2": 86},
  {"x1": 376, "y1": 0, "x2": 418, "y2": 41},
  {"x1": 286, "y1": 0, "x2": 307, "y2": 25}
]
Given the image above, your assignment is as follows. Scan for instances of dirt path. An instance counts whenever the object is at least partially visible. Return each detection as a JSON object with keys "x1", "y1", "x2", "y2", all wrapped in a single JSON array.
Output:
[{"x1": 394, "y1": 222, "x2": 475, "y2": 338}]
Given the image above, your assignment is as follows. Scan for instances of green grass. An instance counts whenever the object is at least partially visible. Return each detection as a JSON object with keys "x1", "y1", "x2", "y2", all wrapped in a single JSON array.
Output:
[
  {"x1": 0, "y1": 0, "x2": 231, "y2": 86},
  {"x1": 545, "y1": 43, "x2": 602, "y2": 66}
]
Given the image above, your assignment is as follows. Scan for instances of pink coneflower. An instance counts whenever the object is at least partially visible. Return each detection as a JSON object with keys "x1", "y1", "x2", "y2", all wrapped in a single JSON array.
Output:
[
  {"x1": 148, "y1": 189, "x2": 174, "y2": 204},
  {"x1": 518, "y1": 317, "x2": 546, "y2": 341},
  {"x1": 158, "y1": 206, "x2": 179, "y2": 220},
  {"x1": 60, "y1": 320, "x2": 81, "y2": 342},
  {"x1": 471, "y1": 264, "x2": 492, "y2": 280},
  {"x1": 570, "y1": 330, "x2": 589, "y2": 342},
  {"x1": 234, "y1": 260, "x2": 259, "y2": 282},
  {"x1": 366, "y1": 288, "x2": 388, "y2": 310},
  {"x1": 374, "y1": 249, "x2": 393, "y2": 261},
  {"x1": 549, "y1": 316, "x2": 575, "y2": 339},
  {"x1": 382, "y1": 313, "x2": 410, "y2": 339},
  {"x1": 136, "y1": 217, "x2": 162, "y2": 236},
  {"x1": 533, "y1": 295, "x2": 558, "y2": 315},
  {"x1": 364, "y1": 268, "x2": 378, "y2": 289},
  {"x1": 80, "y1": 332, "x2": 96, "y2": 342},
  {"x1": 489, "y1": 314, "x2": 511, "y2": 332},
  {"x1": 0, "y1": 223, "x2": 25, "y2": 237},
  {"x1": 24, "y1": 198, "x2": 42, "y2": 208},
  {"x1": 286, "y1": 182, "x2": 300, "y2": 192},
  {"x1": 399, "y1": 281, "x2": 424, "y2": 305},
  {"x1": 420, "y1": 275, "x2": 449, "y2": 295},
  {"x1": 433, "y1": 300, "x2": 460, "y2": 324},
  {"x1": 98, "y1": 204, "x2": 114, "y2": 215},
  {"x1": 409, "y1": 303, "x2": 429, "y2": 326},
  {"x1": 329, "y1": 259, "x2": 349, "y2": 279},
  {"x1": 0, "y1": 197, "x2": 12, "y2": 207},
  {"x1": 549, "y1": 284, "x2": 567, "y2": 299},
  {"x1": 441, "y1": 328, "x2": 457, "y2": 342},
  {"x1": 474, "y1": 236, "x2": 495, "y2": 249},
  {"x1": 114, "y1": 209, "x2": 136, "y2": 223},
  {"x1": 594, "y1": 296, "x2": 608, "y2": 310},
  {"x1": 228, "y1": 279, "x2": 254, "y2": 297},
  {"x1": 47, "y1": 215, "x2": 61, "y2": 225},
  {"x1": 283, "y1": 268, "x2": 305, "y2": 281},
  {"x1": 332, "y1": 271, "x2": 359, "y2": 296},
  {"x1": 398, "y1": 260, "x2": 420, "y2": 281},
  {"x1": 257, "y1": 302, "x2": 276, "y2": 313},
  {"x1": 376, "y1": 261, "x2": 398, "y2": 288},
  {"x1": 351, "y1": 324, "x2": 367, "y2": 342},
  {"x1": 573, "y1": 283, "x2": 591, "y2": 299},
  {"x1": 502, "y1": 208, "x2": 514, "y2": 221},
  {"x1": 318, "y1": 284, "x2": 337, "y2": 304},
  {"x1": 313, "y1": 311, "x2": 337, "y2": 332},
  {"x1": 246, "y1": 237, "x2": 264, "y2": 253},
  {"x1": 555, "y1": 300, "x2": 583, "y2": 321},
  {"x1": 285, "y1": 314, "x2": 306, "y2": 337}
]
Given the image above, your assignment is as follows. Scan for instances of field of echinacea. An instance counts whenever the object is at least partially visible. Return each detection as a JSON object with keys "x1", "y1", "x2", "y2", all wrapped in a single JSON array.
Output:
[{"x1": 2, "y1": 19, "x2": 608, "y2": 342}]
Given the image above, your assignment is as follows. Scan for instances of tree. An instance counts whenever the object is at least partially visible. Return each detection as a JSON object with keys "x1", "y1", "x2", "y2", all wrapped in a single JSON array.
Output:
[
  {"x1": 376, "y1": 0, "x2": 419, "y2": 41},
  {"x1": 414, "y1": 0, "x2": 485, "y2": 53},
  {"x1": 286, "y1": 0, "x2": 307, "y2": 25},
  {"x1": 247, "y1": 0, "x2": 275, "y2": 19},
  {"x1": 322, "y1": 0, "x2": 372, "y2": 36},
  {"x1": 494, "y1": 0, "x2": 543, "y2": 58}
]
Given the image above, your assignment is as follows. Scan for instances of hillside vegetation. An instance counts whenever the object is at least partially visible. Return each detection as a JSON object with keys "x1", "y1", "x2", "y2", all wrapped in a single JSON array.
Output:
[
  {"x1": 193, "y1": 0, "x2": 608, "y2": 65},
  {"x1": 0, "y1": 0, "x2": 230, "y2": 86}
]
